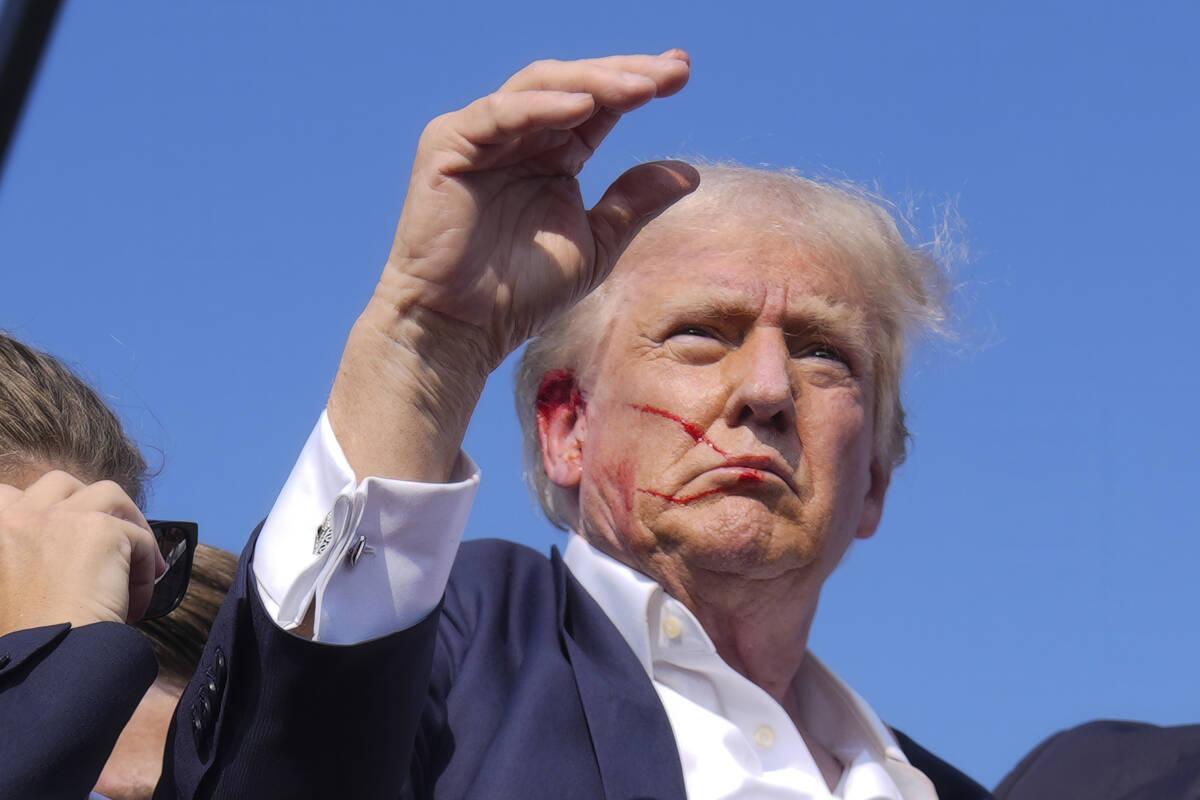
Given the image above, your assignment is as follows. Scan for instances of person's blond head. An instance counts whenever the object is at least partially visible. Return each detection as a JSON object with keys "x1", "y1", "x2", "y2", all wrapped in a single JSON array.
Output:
[{"x1": 0, "y1": 332, "x2": 148, "y2": 504}]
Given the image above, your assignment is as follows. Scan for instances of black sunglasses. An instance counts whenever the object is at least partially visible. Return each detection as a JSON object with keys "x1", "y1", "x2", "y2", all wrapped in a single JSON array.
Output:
[{"x1": 144, "y1": 519, "x2": 198, "y2": 620}]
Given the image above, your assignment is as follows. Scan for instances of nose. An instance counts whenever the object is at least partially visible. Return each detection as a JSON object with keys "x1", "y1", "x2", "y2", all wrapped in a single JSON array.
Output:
[{"x1": 724, "y1": 328, "x2": 797, "y2": 433}]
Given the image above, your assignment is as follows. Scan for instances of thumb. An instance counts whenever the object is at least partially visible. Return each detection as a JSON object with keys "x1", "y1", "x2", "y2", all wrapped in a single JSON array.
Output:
[{"x1": 586, "y1": 160, "x2": 700, "y2": 290}]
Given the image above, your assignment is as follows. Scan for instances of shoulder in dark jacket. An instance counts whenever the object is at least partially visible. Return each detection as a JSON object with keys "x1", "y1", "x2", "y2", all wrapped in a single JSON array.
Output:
[
  {"x1": 996, "y1": 719, "x2": 1200, "y2": 800},
  {"x1": 0, "y1": 621, "x2": 156, "y2": 799}
]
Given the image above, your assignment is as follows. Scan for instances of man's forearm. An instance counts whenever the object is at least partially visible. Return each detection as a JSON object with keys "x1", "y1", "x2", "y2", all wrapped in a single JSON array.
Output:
[{"x1": 327, "y1": 297, "x2": 492, "y2": 484}]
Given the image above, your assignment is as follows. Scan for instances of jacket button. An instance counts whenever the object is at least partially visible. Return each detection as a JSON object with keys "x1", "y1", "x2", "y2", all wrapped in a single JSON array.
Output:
[
  {"x1": 191, "y1": 702, "x2": 206, "y2": 739},
  {"x1": 191, "y1": 686, "x2": 215, "y2": 753},
  {"x1": 213, "y1": 647, "x2": 227, "y2": 689},
  {"x1": 197, "y1": 687, "x2": 213, "y2": 721}
]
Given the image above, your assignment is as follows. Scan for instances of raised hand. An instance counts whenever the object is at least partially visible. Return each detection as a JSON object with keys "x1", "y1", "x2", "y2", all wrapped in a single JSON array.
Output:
[
  {"x1": 0, "y1": 471, "x2": 164, "y2": 636},
  {"x1": 330, "y1": 52, "x2": 698, "y2": 483}
]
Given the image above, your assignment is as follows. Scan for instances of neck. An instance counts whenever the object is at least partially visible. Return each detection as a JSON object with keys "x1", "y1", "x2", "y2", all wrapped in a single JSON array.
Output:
[
  {"x1": 636, "y1": 548, "x2": 824, "y2": 707},
  {"x1": 649, "y1": 554, "x2": 849, "y2": 790},
  {"x1": 579, "y1": 533, "x2": 845, "y2": 790}
]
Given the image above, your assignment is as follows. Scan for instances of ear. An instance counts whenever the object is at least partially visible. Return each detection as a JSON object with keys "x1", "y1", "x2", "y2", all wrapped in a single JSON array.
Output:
[
  {"x1": 855, "y1": 458, "x2": 891, "y2": 540},
  {"x1": 537, "y1": 385, "x2": 586, "y2": 489}
]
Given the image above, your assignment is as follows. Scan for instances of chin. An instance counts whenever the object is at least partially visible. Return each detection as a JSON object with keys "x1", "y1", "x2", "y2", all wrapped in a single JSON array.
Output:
[{"x1": 659, "y1": 498, "x2": 820, "y2": 578}]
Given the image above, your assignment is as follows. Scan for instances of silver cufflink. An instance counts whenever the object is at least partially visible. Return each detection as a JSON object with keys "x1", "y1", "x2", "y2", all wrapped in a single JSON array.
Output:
[
  {"x1": 313, "y1": 511, "x2": 335, "y2": 556},
  {"x1": 347, "y1": 535, "x2": 375, "y2": 566}
]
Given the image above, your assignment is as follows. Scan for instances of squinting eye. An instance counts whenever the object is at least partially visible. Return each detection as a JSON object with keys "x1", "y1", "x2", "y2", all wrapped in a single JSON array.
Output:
[
  {"x1": 671, "y1": 326, "x2": 715, "y2": 338},
  {"x1": 807, "y1": 344, "x2": 847, "y2": 364},
  {"x1": 665, "y1": 325, "x2": 727, "y2": 365}
]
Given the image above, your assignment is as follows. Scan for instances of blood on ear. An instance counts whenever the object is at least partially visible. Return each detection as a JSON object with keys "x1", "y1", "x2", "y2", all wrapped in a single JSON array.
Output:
[{"x1": 536, "y1": 369, "x2": 587, "y2": 486}]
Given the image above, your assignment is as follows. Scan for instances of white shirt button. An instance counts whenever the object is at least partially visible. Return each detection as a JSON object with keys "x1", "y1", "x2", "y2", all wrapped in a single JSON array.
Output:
[
  {"x1": 754, "y1": 725, "x2": 775, "y2": 749},
  {"x1": 662, "y1": 615, "x2": 683, "y2": 640}
]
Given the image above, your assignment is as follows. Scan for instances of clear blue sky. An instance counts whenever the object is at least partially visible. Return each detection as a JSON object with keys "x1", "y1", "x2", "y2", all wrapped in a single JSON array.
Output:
[{"x1": 2, "y1": 1, "x2": 1197, "y2": 788}]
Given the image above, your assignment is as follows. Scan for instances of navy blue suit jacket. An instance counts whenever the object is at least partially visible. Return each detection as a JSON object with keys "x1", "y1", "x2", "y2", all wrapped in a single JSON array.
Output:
[
  {"x1": 996, "y1": 720, "x2": 1200, "y2": 800},
  {"x1": 0, "y1": 621, "x2": 157, "y2": 799},
  {"x1": 160, "y1": 535, "x2": 991, "y2": 799}
]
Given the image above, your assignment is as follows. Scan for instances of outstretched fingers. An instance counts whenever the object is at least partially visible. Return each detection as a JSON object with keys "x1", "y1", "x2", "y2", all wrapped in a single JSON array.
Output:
[
  {"x1": 441, "y1": 90, "x2": 597, "y2": 148},
  {"x1": 428, "y1": 52, "x2": 692, "y2": 174},
  {"x1": 500, "y1": 52, "x2": 690, "y2": 106}
]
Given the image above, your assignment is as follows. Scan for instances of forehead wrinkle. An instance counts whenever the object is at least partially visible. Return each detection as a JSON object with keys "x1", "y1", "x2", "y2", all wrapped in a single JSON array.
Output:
[
  {"x1": 642, "y1": 283, "x2": 869, "y2": 341},
  {"x1": 615, "y1": 226, "x2": 878, "y2": 359}
]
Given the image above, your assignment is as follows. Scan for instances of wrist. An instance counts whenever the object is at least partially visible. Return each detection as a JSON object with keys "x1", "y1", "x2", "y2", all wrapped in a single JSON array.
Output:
[{"x1": 329, "y1": 298, "x2": 492, "y2": 483}]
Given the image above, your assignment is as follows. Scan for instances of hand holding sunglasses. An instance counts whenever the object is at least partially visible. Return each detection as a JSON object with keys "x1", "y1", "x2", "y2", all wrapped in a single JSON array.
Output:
[{"x1": 0, "y1": 471, "x2": 183, "y2": 635}]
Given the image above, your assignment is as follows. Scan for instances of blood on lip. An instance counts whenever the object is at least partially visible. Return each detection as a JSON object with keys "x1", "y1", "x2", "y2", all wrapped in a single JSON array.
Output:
[
  {"x1": 638, "y1": 470, "x2": 766, "y2": 505},
  {"x1": 630, "y1": 404, "x2": 775, "y2": 503}
]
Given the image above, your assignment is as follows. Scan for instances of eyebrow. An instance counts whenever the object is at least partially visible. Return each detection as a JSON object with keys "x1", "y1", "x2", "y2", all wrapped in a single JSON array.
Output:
[
  {"x1": 654, "y1": 293, "x2": 871, "y2": 349},
  {"x1": 780, "y1": 296, "x2": 872, "y2": 350}
]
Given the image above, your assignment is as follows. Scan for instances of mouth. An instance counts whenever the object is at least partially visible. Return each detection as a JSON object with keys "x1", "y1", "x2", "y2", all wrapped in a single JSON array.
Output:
[
  {"x1": 717, "y1": 455, "x2": 798, "y2": 494},
  {"x1": 637, "y1": 462, "x2": 795, "y2": 506}
]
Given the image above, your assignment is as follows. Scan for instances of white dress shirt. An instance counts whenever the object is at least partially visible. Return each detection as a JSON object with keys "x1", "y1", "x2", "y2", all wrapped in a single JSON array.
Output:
[
  {"x1": 251, "y1": 414, "x2": 937, "y2": 798},
  {"x1": 252, "y1": 412, "x2": 479, "y2": 644},
  {"x1": 563, "y1": 535, "x2": 937, "y2": 800}
]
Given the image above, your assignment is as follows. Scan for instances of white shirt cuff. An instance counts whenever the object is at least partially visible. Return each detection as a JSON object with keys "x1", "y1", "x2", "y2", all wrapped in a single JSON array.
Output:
[{"x1": 252, "y1": 410, "x2": 480, "y2": 644}]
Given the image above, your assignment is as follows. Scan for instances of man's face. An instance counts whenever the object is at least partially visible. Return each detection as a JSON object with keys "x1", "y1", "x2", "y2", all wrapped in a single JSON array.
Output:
[{"x1": 550, "y1": 221, "x2": 889, "y2": 587}]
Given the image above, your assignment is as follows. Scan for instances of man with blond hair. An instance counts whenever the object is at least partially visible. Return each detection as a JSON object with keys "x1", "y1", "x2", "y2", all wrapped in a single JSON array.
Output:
[{"x1": 165, "y1": 52, "x2": 990, "y2": 799}]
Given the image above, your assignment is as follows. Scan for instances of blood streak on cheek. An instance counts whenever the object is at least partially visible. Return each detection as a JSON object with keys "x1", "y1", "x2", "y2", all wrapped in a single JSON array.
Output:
[
  {"x1": 613, "y1": 460, "x2": 637, "y2": 513},
  {"x1": 638, "y1": 487, "x2": 722, "y2": 505},
  {"x1": 629, "y1": 403, "x2": 749, "y2": 503},
  {"x1": 637, "y1": 469, "x2": 766, "y2": 505},
  {"x1": 630, "y1": 404, "x2": 727, "y2": 456},
  {"x1": 536, "y1": 369, "x2": 586, "y2": 415}
]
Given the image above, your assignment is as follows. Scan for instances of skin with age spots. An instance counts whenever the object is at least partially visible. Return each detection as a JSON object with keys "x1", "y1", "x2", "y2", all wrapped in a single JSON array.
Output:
[{"x1": 565, "y1": 225, "x2": 884, "y2": 588}]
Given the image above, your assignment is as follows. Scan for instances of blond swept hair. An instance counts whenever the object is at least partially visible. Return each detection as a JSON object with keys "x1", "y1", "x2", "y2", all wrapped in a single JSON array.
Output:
[
  {"x1": 516, "y1": 163, "x2": 952, "y2": 531},
  {"x1": 0, "y1": 332, "x2": 148, "y2": 505}
]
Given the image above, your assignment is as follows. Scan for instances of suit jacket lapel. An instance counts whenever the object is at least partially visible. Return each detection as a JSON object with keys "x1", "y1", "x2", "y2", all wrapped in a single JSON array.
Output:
[{"x1": 551, "y1": 547, "x2": 687, "y2": 800}]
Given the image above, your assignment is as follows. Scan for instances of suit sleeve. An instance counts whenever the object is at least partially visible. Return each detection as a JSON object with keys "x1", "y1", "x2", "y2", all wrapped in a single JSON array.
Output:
[
  {"x1": 995, "y1": 720, "x2": 1200, "y2": 800},
  {"x1": 0, "y1": 621, "x2": 157, "y2": 799},
  {"x1": 156, "y1": 526, "x2": 442, "y2": 799}
]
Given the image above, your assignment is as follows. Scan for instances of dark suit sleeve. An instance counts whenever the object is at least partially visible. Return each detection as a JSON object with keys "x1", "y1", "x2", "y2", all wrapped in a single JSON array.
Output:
[
  {"x1": 995, "y1": 720, "x2": 1200, "y2": 800},
  {"x1": 157, "y1": 525, "x2": 442, "y2": 799},
  {"x1": 0, "y1": 621, "x2": 157, "y2": 799}
]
